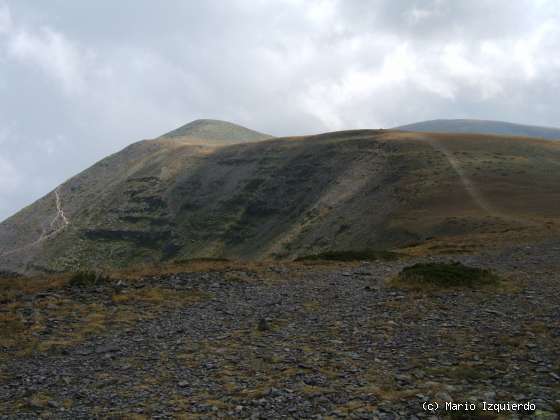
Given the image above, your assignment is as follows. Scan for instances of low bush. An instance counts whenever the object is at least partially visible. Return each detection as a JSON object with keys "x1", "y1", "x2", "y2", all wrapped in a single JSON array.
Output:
[
  {"x1": 397, "y1": 261, "x2": 500, "y2": 287},
  {"x1": 295, "y1": 249, "x2": 401, "y2": 262}
]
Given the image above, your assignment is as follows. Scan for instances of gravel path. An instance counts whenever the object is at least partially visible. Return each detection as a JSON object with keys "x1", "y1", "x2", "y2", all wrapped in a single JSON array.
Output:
[{"x1": 1, "y1": 242, "x2": 559, "y2": 419}]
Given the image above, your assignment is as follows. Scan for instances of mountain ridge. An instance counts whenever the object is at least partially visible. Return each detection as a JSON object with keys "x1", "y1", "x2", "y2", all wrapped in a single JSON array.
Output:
[
  {"x1": 1, "y1": 120, "x2": 560, "y2": 273},
  {"x1": 395, "y1": 118, "x2": 560, "y2": 140}
]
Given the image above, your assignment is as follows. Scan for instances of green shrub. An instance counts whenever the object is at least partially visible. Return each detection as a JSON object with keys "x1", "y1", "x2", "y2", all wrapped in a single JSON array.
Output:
[
  {"x1": 397, "y1": 261, "x2": 500, "y2": 287},
  {"x1": 295, "y1": 249, "x2": 401, "y2": 262}
]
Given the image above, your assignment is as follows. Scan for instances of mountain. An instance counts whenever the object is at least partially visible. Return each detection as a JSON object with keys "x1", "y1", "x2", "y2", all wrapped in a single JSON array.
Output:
[
  {"x1": 396, "y1": 119, "x2": 560, "y2": 140},
  {"x1": 160, "y1": 119, "x2": 273, "y2": 144},
  {"x1": 1, "y1": 121, "x2": 560, "y2": 273}
]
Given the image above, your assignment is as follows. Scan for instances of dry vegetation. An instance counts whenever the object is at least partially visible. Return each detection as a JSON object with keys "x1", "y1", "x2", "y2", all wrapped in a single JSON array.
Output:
[
  {"x1": 1, "y1": 240, "x2": 559, "y2": 418},
  {"x1": 0, "y1": 271, "x2": 210, "y2": 361}
]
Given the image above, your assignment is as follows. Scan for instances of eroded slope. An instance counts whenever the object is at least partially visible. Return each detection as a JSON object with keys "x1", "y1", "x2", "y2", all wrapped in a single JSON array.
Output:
[{"x1": 1, "y1": 127, "x2": 560, "y2": 273}]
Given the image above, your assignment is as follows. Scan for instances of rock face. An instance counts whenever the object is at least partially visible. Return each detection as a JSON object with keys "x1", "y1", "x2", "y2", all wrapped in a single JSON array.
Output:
[{"x1": 1, "y1": 121, "x2": 560, "y2": 273}]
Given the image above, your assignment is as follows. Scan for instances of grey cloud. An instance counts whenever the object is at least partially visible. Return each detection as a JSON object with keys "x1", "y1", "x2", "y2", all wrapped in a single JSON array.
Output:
[
  {"x1": 0, "y1": 0, "x2": 559, "y2": 221},
  {"x1": 336, "y1": 0, "x2": 556, "y2": 41}
]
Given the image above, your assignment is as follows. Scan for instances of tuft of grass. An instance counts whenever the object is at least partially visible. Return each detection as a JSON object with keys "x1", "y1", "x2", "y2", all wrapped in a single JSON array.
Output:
[
  {"x1": 295, "y1": 249, "x2": 401, "y2": 262},
  {"x1": 28, "y1": 392, "x2": 52, "y2": 409},
  {"x1": 396, "y1": 261, "x2": 500, "y2": 288}
]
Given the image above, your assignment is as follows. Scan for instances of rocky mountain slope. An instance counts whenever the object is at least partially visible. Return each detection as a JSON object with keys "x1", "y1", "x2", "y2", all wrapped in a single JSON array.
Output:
[
  {"x1": 1, "y1": 241, "x2": 559, "y2": 417},
  {"x1": 1, "y1": 121, "x2": 560, "y2": 273},
  {"x1": 396, "y1": 119, "x2": 560, "y2": 140}
]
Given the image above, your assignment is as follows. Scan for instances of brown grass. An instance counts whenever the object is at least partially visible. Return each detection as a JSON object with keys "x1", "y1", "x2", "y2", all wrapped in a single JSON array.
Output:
[
  {"x1": 111, "y1": 286, "x2": 209, "y2": 306},
  {"x1": 0, "y1": 274, "x2": 67, "y2": 302},
  {"x1": 0, "y1": 271, "x2": 211, "y2": 360}
]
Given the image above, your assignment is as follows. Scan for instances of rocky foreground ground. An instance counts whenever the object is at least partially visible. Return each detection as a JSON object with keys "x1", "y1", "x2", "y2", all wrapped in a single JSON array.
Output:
[{"x1": 1, "y1": 242, "x2": 560, "y2": 419}]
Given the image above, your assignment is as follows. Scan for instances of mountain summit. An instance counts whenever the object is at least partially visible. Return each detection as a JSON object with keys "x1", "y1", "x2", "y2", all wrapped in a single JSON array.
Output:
[{"x1": 160, "y1": 119, "x2": 273, "y2": 144}]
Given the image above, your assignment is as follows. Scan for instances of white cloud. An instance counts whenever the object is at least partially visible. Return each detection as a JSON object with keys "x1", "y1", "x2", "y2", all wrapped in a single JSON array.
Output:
[{"x1": 7, "y1": 27, "x2": 90, "y2": 95}]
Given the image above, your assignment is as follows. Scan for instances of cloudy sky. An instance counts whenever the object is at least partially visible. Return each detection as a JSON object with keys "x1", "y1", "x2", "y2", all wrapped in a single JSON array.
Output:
[{"x1": 1, "y1": 0, "x2": 559, "y2": 221}]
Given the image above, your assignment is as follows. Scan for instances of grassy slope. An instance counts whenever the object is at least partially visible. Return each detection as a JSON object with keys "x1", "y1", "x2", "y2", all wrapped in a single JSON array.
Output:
[{"x1": 1, "y1": 129, "x2": 560, "y2": 272}]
